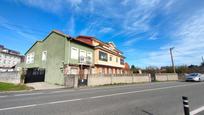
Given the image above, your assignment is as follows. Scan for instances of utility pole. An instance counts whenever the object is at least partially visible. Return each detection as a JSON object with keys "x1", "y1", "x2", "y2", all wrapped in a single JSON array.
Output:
[
  {"x1": 170, "y1": 47, "x2": 176, "y2": 73},
  {"x1": 202, "y1": 56, "x2": 204, "y2": 63}
]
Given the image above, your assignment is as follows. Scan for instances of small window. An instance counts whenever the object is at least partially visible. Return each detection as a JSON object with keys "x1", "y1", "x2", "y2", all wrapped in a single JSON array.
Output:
[
  {"x1": 116, "y1": 57, "x2": 118, "y2": 62},
  {"x1": 99, "y1": 51, "x2": 108, "y2": 61},
  {"x1": 120, "y1": 58, "x2": 124, "y2": 65},
  {"x1": 42, "y1": 51, "x2": 47, "y2": 61},
  {"x1": 109, "y1": 55, "x2": 112, "y2": 61},
  {"x1": 71, "y1": 47, "x2": 79, "y2": 60},
  {"x1": 26, "y1": 52, "x2": 35, "y2": 64},
  {"x1": 80, "y1": 50, "x2": 86, "y2": 63},
  {"x1": 87, "y1": 52, "x2": 93, "y2": 64}
]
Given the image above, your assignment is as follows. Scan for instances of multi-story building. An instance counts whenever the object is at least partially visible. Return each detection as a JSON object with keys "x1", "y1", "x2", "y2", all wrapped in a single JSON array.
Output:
[
  {"x1": 24, "y1": 30, "x2": 94, "y2": 85},
  {"x1": 76, "y1": 36, "x2": 125, "y2": 75},
  {"x1": 0, "y1": 45, "x2": 23, "y2": 72},
  {"x1": 24, "y1": 30, "x2": 126, "y2": 85}
]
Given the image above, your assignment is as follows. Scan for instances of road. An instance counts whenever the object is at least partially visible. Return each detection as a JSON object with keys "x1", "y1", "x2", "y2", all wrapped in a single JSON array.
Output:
[{"x1": 0, "y1": 82, "x2": 204, "y2": 115}]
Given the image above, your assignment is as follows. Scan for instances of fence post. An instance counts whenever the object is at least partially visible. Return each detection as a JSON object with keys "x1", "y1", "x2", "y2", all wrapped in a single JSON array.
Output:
[
  {"x1": 74, "y1": 75, "x2": 78, "y2": 88},
  {"x1": 132, "y1": 74, "x2": 134, "y2": 83},
  {"x1": 182, "y1": 96, "x2": 190, "y2": 115},
  {"x1": 111, "y1": 74, "x2": 113, "y2": 84}
]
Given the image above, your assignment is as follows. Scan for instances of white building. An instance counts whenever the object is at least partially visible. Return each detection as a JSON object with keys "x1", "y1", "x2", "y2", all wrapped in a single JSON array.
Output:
[{"x1": 0, "y1": 45, "x2": 23, "y2": 72}]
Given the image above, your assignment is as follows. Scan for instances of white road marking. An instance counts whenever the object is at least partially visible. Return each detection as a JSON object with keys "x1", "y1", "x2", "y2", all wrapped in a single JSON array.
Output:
[
  {"x1": 0, "y1": 96, "x2": 7, "y2": 98},
  {"x1": 14, "y1": 93, "x2": 44, "y2": 97},
  {"x1": 0, "y1": 104, "x2": 37, "y2": 111},
  {"x1": 190, "y1": 106, "x2": 204, "y2": 115},
  {"x1": 51, "y1": 90, "x2": 75, "y2": 94},
  {"x1": 0, "y1": 82, "x2": 202, "y2": 111}
]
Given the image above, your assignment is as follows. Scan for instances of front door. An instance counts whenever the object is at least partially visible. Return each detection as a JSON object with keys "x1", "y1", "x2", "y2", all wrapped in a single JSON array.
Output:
[{"x1": 78, "y1": 66, "x2": 87, "y2": 86}]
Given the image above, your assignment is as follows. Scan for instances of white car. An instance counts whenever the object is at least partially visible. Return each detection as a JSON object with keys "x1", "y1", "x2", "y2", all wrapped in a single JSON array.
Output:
[{"x1": 185, "y1": 73, "x2": 204, "y2": 82}]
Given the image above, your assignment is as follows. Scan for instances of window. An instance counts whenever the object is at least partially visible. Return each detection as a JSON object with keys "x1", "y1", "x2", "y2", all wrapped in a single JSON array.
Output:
[
  {"x1": 109, "y1": 55, "x2": 112, "y2": 61},
  {"x1": 87, "y1": 52, "x2": 93, "y2": 64},
  {"x1": 80, "y1": 50, "x2": 86, "y2": 63},
  {"x1": 116, "y1": 57, "x2": 118, "y2": 62},
  {"x1": 71, "y1": 47, "x2": 79, "y2": 60},
  {"x1": 30, "y1": 52, "x2": 35, "y2": 63},
  {"x1": 99, "y1": 51, "x2": 108, "y2": 61},
  {"x1": 42, "y1": 51, "x2": 47, "y2": 61},
  {"x1": 26, "y1": 52, "x2": 35, "y2": 64},
  {"x1": 120, "y1": 58, "x2": 124, "y2": 65}
]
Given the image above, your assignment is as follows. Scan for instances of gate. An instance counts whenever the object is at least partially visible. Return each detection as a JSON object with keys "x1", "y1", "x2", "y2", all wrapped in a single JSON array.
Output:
[
  {"x1": 24, "y1": 68, "x2": 45, "y2": 83},
  {"x1": 64, "y1": 75, "x2": 76, "y2": 88},
  {"x1": 151, "y1": 73, "x2": 156, "y2": 82}
]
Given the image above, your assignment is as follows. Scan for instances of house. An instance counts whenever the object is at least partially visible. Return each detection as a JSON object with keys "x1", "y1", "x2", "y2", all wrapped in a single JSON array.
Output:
[
  {"x1": 24, "y1": 30, "x2": 94, "y2": 85},
  {"x1": 123, "y1": 62, "x2": 131, "y2": 74},
  {"x1": 76, "y1": 36, "x2": 125, "y2": 75},
  {"x1": 0, "y1": 45, "x2": 24, "y2": 72}
]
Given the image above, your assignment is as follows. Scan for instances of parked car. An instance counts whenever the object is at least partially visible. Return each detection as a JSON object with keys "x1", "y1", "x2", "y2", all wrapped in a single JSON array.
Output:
[{"x1": 185, "y1": 73, "x2": 204, "y2": 82}]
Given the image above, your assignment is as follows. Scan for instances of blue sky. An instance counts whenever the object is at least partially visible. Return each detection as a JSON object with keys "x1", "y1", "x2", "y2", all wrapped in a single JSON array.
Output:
[{"x1": 0, "y1": 0, "x2": 204, "y2": 68}]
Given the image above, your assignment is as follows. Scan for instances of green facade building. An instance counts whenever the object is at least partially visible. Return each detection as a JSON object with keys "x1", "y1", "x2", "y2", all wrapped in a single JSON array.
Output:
[{"x1": 24, "y1": 30, "x2": 94, "y2": 85}]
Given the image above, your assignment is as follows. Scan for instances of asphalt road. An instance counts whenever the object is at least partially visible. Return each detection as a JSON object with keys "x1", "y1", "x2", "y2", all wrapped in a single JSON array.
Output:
[{"x1": 0, "y1": 81, "x2": 204, "y2": 115}]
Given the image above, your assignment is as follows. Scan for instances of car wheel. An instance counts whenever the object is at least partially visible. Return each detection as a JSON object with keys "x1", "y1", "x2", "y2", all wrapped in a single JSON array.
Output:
[{"x1": 199, "y1": 78, "x2": 201, "y2": 82}]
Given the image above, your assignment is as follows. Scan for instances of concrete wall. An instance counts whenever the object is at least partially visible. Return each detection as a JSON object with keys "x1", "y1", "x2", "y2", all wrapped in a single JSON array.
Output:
[
  {"x1": 0, "y1": 71, "x2": 21, "y2": 84},
  {"x1": 155, "y1": 73, "x2": 178, "y2": 81},
  {"x1": 87, "y1": 74, "x2": 151, "y2": 86}
]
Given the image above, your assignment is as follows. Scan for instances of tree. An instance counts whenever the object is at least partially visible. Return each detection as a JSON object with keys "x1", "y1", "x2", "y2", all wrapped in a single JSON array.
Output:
[
  {"x1": 130, "y1": 65, "x2": 140, "y2": 73},
  {"x1": 200, "y1": 62, "x2": 204, "y2": 67},
  {"x1": 176, "y1": 65, "x2": 188, "y2": 73},
  {"x1": 144, "y1": 66, "x2": 159, "y2": 74}
]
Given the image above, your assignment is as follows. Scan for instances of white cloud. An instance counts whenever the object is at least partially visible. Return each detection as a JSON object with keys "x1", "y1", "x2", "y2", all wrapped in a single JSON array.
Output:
[
  {"x1": 140, "y1": 9, "x2": 204, "y2": 67},
  {"x1": 99, "y1": 27, "x2": 113, "y2": 33},
  {"x1": 123, "y1": 38, "x2": 140, "y2": 46},
  {"x1": 15, "y1": 0, "x2": 83, "y2": 13},
  {"x1": 65, "y1": 16, "x2": 76, "y2": 36},
  {"x1": 17, "y1": 0, "x2": 64, "y2": 13},
  {"x1": 0, "y1": 16, "x2": 39, "y2": 42},
  {"x1": 148, "y1": 33, "x2": 158, "y2": 40}
]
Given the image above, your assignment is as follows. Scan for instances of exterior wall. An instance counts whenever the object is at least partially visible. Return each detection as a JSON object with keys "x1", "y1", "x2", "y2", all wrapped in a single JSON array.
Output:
[
  {"x1": 43, "y1": 33, "x2": 66, "y2": 85},
  {"x1": 155, "y1": 73, "x2": 178, "y2": 81},
  {"x1": 88, "y1": 74, "x2": 151, "y2": 86},
  {"x1": 94, "y1": 66, "x2": 123, "y2": 75},
  {"x1": 0, "y1": 71, "x2": 21, "y2": 84},
  {"x1": 68, "y1": 41, "x2": 94, "y2": 66},
  {"x1": 94, "y1": 49, "x2": 124, "y2": 68},
  {"x1": 24, "y1": 42, "x2": 43, "y2": 68},
  {"x1": 25, "y1": 32, "x2": 66, "y2": 85}
]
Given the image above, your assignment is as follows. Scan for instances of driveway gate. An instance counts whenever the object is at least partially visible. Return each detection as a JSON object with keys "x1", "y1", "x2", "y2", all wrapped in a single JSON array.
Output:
[{"x1": 24, "y1": 68, "x2": 45, "y2": 83}]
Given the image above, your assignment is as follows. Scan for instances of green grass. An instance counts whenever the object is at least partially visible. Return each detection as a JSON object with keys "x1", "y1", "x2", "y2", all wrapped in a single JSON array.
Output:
[{"x1": 0, "y1": 82, "x2": 32, "y2": 91}]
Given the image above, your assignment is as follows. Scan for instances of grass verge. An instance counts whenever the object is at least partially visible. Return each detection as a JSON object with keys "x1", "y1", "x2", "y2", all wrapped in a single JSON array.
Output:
[{"x1": 0, "y1": 82, "x2": 33, "y2": 91}]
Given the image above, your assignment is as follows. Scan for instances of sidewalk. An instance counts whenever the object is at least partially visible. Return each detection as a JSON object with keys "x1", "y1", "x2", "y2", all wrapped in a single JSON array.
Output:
[{"x1": 26, "y1": 82, "x2": 64, "y2": 90}]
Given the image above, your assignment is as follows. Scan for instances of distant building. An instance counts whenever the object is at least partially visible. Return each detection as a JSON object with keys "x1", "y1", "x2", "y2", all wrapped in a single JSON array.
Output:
[
  {"x1": 0, "y1": 45, "x2": 24, "y2": 72},
  {"x1": 123, "y1": 62, "x2": 130, "y2": 74}
]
